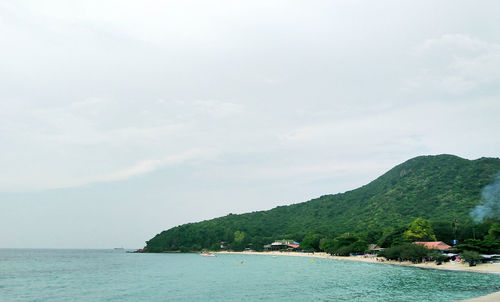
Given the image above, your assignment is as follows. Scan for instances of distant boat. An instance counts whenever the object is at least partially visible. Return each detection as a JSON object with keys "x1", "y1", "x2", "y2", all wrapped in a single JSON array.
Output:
[
  {"x1": 113, "y1": 248, "x2": 125, "y2": 251},
  {"x1": 201, "y1": 252, "x2": 216, "y2": 257}
]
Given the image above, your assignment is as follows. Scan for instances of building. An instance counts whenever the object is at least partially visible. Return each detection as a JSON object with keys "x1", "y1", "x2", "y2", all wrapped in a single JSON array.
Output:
[
  {"x1": 413, "y1": 241, "x2": 452, "y2": 251},
  {"x1": 367, "y1": 244, "x2": 384, "y2": 252},
  {"x1": 264, "y1": 239, "x2": 300, "y2": 251}
]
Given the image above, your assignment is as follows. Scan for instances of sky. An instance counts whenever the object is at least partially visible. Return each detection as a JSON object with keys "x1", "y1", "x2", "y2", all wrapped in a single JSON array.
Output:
[{"x1": 1, "y1": 0, "x2": 499, "y2": 249}]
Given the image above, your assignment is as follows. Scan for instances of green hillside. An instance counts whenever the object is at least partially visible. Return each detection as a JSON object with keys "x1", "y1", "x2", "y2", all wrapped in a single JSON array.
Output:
[{"x1": 143, "y1": 154, "x2": 500, "y2": 252}]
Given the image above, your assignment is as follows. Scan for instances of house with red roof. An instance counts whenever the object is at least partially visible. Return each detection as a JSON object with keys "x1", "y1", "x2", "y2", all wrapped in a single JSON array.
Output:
[{"x1": 414, "y1": 241, "x2": 452, "y2": 250}]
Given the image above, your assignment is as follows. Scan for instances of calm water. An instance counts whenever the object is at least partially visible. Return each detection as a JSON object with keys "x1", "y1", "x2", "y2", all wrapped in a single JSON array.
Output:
[{"x1": 1, "y1": 249, "x2": 499, "y2": 301}]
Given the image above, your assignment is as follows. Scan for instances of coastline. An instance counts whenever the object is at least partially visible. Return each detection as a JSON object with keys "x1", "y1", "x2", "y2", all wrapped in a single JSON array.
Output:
[
  {"x1": 216, "y1": 251, "x2": 500, "y2": 274},
  {"x1": 216, "y1": 251, "x2": 500, "y2": 302}
]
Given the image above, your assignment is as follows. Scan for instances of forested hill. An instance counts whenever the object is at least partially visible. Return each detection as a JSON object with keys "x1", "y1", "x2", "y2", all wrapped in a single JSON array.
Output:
[{"x1": 143, "y1": 154, "x2": 500, "y2": 252}]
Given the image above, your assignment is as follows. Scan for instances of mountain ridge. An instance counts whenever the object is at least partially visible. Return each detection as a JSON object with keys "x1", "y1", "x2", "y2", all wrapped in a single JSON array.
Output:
[{"x1": 143, "y1": 154, "x2": 500, "y2": 252}]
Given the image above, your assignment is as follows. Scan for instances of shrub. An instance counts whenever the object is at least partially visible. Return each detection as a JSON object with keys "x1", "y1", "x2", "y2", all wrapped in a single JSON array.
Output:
[
  {"x1": 460, "y1": 250, "x2": 483, "y2": 266},
  {"x1": 378, "y1": 243, "x2": 431, "y2": 263}
]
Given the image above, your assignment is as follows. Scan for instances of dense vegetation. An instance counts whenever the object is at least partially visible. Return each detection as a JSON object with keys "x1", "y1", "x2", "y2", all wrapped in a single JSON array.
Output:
[
  {"x1": 377, "y1": 244, "x2": 436, "y2": 263},
  {"x1": 142, "y1": 155, "x2": 500, "y2": 253}
]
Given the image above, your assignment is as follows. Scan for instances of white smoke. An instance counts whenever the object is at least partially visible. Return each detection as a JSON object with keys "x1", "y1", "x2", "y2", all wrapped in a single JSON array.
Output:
[{"x1": 470, "y1": 173, "x2": 500, "y2": 223}]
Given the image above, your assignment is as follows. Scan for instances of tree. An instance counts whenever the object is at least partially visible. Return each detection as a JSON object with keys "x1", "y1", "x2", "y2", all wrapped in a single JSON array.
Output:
[
  {"x1": 230, "y1": 231, "x2": 247, "y2": 251},
  {"x1": 300, "y1": 234, "x2": 323, "y2": 252},
  {"x1": 350, "y1": 239, "x2": 368, "y2": 254},
  {"x1": 378, "y1": 227, "x2": 408, "y2": 247},
  {"x1": 460, "y1": 250, "x2": 483, "y2": 266},
  {"x1": 485, "y1": 223, "x2": 500, "y2": 241},
  {"x1": 483, "y1": 223, "x2": 500, "y2": 253},
  {"x1": 431, "y1": 221, "x2": 455, "y2": 244},
  {"x1": 320, "y1": 233, "x2": 367, "y2": 256},
  {"x1": 456, "y1": 239, "x2": 484, "y2": 253},
  {"x1": 319, "y1": 238, "x2": 336, "y2": 254},
  {"x1": 404, "y1": 218, "x2": 437, "y2": 241},
  {"x1": 378, "y1": 244, "x2": 431, "y2": 263},
  {"x1": 334, "y1": 233, "x2": 358, "y2": 247}
]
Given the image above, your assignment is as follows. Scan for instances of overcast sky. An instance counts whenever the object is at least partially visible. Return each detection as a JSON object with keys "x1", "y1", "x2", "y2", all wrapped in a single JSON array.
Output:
[{"x1": 1, "y1": 0, "x2": 499, "y2": 249}]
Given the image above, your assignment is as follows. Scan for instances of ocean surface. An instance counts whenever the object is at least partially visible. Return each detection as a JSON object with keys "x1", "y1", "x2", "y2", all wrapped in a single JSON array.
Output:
[{"x1": 1, "y1": 249, "x2": 499, "y2": 302}]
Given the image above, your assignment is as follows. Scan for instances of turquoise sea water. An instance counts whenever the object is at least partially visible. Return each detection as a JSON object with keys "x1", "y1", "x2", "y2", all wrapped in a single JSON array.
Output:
[{"x1": 1, "y1": 249, "x2": 499, "y2": 301}]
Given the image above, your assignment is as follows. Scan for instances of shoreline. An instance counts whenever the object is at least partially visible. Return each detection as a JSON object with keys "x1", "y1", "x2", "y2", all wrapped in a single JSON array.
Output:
[
  {"x1": 216, "y1": 250, "x2": 500, "y2": 274},
  {"x1": 216, "y1": 251, "x2": 500, "y2": 302}
]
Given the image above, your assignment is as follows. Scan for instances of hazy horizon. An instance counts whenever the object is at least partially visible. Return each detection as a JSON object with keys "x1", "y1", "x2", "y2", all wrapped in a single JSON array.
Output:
[{"x1": 1, "y1": 0, "x2": 499, "y2": 249}]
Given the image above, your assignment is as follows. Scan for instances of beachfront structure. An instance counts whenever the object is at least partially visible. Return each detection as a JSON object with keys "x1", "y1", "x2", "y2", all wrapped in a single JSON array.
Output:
[
  {"x1": 367, "y1": 244, "x2": 384, "y2": 253},
  {"x1": 482, "y1": 254, "x2": 500, "y2": 263},
  {"x1": 264, "y1": 239, "x2": 300, "y2": 251},
  {"x1": 413, "y1": 241, "x2": 452, "y2": 251}
]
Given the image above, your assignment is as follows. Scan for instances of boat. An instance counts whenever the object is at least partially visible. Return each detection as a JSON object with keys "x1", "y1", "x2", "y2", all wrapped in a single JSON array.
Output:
[{"x1": 201, "y1": 252, "x2": 217, "y2": 257}]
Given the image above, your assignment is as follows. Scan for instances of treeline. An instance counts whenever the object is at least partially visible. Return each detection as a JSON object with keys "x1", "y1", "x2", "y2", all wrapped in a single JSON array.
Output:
[
  {"x1": 301, "y1": 218, "x2": 500, "y2": 256},
  {"x1": 377, "y1": 234, "x2": 496, "y2": 266},
  {"x1": 143, "y1": 155, "x2": 500, "y2": 253},
  {"x1": 144, "y1": 216, "x2": 500, "y2": 254}
]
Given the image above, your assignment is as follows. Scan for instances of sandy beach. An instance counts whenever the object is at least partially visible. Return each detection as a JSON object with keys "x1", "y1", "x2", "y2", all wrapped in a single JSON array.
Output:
[
  {"x1": 458, "y1": 291, "x2": 500, "y2": 302},
  {"x1": 216, "y1": 250, "x2": 500, "y2": 274},
  {"x1": 216, "y1": 251, "x2": 500, "y2": 301}
]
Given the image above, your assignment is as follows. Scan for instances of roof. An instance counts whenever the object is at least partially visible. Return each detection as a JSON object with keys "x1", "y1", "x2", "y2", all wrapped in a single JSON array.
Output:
[
  {"x1": 287, "y1": 244, "x2": 299, "y2": 249},
  {"x1": 367, "y1": 244, "x2": 383, "y2": 251},
  {"x1": 413, "y1": 241, "x2": 452, "y2": 250},
  {"x1": 443, "y1": 253, "x2": 458, "y2": 257},
  {"x1": 481, "y1": 254, "x2": 500, "y2": 259},
  {"x1": 271, "y1": 239, "x2": 297, "y2": 245}
]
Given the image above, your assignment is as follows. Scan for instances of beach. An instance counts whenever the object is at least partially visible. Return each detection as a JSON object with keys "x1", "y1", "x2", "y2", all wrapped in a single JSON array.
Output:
[
  {"x1": 216, "y1": 251, "x2": 500, "y2": 274},
  {"x1": 459, "y1": 291, "x2": 500, "y2": 302},
  {"x1": 216, "y1": 251, "x2": 500, "y2": 301}
]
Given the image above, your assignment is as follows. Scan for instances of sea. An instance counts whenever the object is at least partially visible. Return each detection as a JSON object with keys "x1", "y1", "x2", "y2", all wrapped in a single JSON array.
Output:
[{"x1": 1, "y1": 249, "x2": 499, "y2": 302}]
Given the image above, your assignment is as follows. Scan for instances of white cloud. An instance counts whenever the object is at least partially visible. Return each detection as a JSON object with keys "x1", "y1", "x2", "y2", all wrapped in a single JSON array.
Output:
[
  {"x1": 0, "y1": 97, "x2": 238, "y2": 191},
  {"x1": 93, "y1": 149, "x2": 210, "y2": 183},
  {"x1": 1, "y1": 2, "x2": 499, "y2": 194},
  {"x1": 417, "y1": 34, "x2": 493, "y2": 54},
  {"x1": 408, "y1": 34, "x2": 500, "y2": 95},
  {"x1": 194, "y1": 100, "x2": 244, "y2": 118}
]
